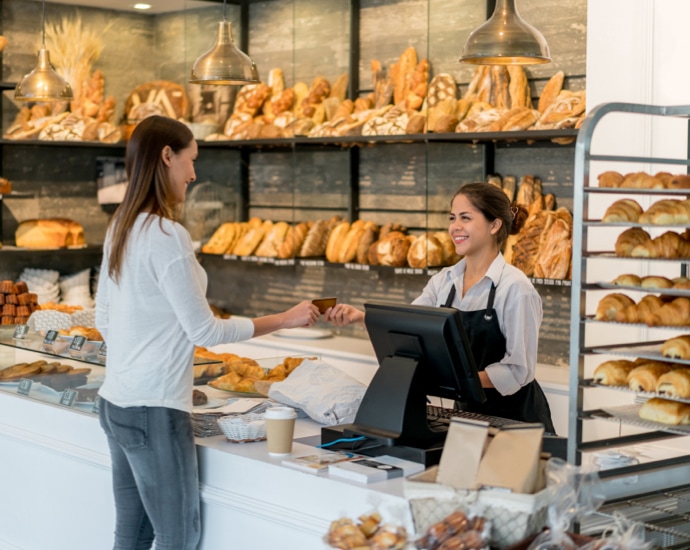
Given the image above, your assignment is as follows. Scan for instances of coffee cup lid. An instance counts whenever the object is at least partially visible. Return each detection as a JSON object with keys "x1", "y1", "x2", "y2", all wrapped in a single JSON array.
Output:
[{"x1": 264, "y1": 406, "x2": 297, "y2": 419}]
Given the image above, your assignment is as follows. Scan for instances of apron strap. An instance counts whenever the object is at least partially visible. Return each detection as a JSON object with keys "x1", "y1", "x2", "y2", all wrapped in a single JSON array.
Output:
[
  {"x1": 443, "y1": 285, "x2": 456, "y2": 308},
  {"x1": 484, "y1": 284, "x2": 497, "y2": 321}
]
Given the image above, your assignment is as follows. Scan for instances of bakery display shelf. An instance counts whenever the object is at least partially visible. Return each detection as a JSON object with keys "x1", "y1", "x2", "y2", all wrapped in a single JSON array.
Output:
[
  {"x1": 586, "y1": 340, "x2": 688, "y2": 362},
  {"x1": 582, "y1": 379, "x2": 690, "y2": 404},
  {"x1": 0, "y1": 191, "x2": 34, "y2": 199},
  {"x1": 583, "y1": 317, "x2": 690, "y2": 333},
  {"x1": 583, "y1": 220, "x2": 690, "y2": 228},
  {"x1": 588, "y1": 404, "x2": 690, "y2": 438},
  {"x1": 585, "y1": 282, "x2": 690, "y2": 298},
  {"x1": 584, "y1": 251, "x2": 690, "y2": 263},
  {"x1": 582, "y1": 488, "x2": 690, "y2": 549},
  {"x1": 585, "y1": 187, "x2": 690, "y2": 197}
]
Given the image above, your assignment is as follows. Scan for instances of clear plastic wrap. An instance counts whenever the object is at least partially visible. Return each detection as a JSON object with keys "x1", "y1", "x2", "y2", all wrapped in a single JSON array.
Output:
[
  {"x1": 580, "y1": 511, "x2": 652, "y2": 550},
  {"x1": 414, "y1": 509, "x2": 491, "y2": 550},
  {"x1": 527, "y1": 458, "x2": 605, "y2": 550}
]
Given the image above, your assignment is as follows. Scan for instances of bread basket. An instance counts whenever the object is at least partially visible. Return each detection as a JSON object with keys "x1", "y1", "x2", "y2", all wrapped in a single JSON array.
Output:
[{"x1": 217, "y1": 413, "x2": 266, "y2": 443}]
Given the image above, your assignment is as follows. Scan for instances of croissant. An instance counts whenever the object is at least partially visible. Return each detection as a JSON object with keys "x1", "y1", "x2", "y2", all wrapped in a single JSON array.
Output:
[
  {"x1": 592, "y1": 359, "x2": 638, "y2": 386},
  {"x1": 615, "y1": 295, "x2": 663, "y2": 324},
  {"x1": 640, "y1": 276, "x2": 674, "y2": 289},
  {"x1": 669, "y1": 175, "x2": 690, "y2": 189},
  {"x1": 597, "y1": 171, "x2": 624, "y2": 188},
  {"x1": 638, "y1": 199, "x2": 690, "y2": 225},
  {"x1": 656, "y1": 368, "x2": 690, "y2": 398},
  {"x1": 621, "y1": 171, "x2": 665, "y2": 189},
  {"x1": 673, "y1": 277, "x2": 690, "y2": 290},
  {"x1": 594, "y1": 293, "x2": 635, "y2": 321},
  {"x1": 611, "y1": 273, "x2": 642, "y2": 287},
  {"x1": 631, "y1": 231, "x2": 690, "y2": 259},
  {"x1": 647, "y1": 297, "x2": 690, "y2": 327},
  {"x1": 602, "y1": 199, "x2": 643, "y2": 223},
  {"x1": 627, "y1": 362, "x2": 674, "y2": 392},
  {"x1": 615, "y1": 228, "x2": 651, "y2": 257},
  {"x1": 661, "y1": 335, "x2": 690, "y2": 360}
]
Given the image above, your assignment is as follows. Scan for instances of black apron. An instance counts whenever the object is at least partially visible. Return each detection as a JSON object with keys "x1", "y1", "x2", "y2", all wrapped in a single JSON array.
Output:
[{"x1": 444, "y1": 283, "x2": 556, "y2": 434}]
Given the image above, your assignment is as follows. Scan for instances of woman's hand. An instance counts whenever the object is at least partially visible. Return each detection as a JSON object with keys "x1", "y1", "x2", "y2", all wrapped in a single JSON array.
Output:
[
  {"x1": 323, "y1": 303, "x2": 365, "y2": 327},
  {"x1": 281, "y1": 300, "x2": 320, "y2": 329}
]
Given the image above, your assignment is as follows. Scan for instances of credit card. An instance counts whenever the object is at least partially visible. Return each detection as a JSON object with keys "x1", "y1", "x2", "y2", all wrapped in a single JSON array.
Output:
[{"x1": 312, "y1": 297, "x2": 337, "y2": 314}]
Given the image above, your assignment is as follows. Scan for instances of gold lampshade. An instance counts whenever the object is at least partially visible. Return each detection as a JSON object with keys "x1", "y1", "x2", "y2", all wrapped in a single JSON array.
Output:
[
  {"x1": 15, "y1": 48, "x2": 73, "y2": 102},
  {"x1": 189, "y1": 20, "x2": 259, "y2": 85},
  {"x1": 460, "y1": 0, "x2": 550, "y2": 65}
]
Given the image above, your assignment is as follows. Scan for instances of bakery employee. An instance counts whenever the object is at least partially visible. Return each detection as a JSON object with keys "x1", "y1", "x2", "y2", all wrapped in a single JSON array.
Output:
[
  {"x1": 324, "y1": 182, "x2": 555, "y2": 433},
  {"x1": 95, "y1": 116, "x2": 319, "y2": 550}
]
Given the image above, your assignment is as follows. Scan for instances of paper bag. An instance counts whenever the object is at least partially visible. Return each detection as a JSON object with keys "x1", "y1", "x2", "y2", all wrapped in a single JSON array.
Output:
[
  {"x1": 436, "y1": 418, "x2": 489, "y2": 489},
  {"x1": 474, "y1": 424, "x2": 544, "y2": 494}
]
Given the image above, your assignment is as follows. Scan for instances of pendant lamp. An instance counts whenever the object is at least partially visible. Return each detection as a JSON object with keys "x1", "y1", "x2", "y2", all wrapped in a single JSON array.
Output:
[
  {"x1": 189, "y1": 0, "x2": 259, "y2": 85},
  {"x1": 460, "y1": 0, "x2": 550, "y2": 65},
  {"x1": 15, "y1": 0, "x2": 73, "y2": 102}
]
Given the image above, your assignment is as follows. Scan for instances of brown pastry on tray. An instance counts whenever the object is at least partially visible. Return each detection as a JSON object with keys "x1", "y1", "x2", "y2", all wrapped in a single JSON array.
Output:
[
  {"x1": 602, "y1": 199, "x2": 643, "y2": 223},
  {"x1": 627, "y1": 362, "x2": 674, "y2": 392},
  {"x1": 639, "y1": 397, "x2": 690, "y2": 425},
  {"x1": 661, "y1": 335, "x2": 690, "y2": 360},
  {"x1": 594, "y1": 293, "x2": 635, "y2": 321},
  {"x1": 639, "y1": 199, "x2": 690, "y2": 225},
  {"x1": 611, "y1": 273, "x2": 642, "y2": 287},
  {"x1": 615, "y1": 227, "x2": 651, "y2": 257},
  {"x1": 656, "y1": 369, "x2": 690, "y2": 398},
  {"x1": 592, "y1": 359, "x2": 638, "y2": 386},
  {"x1": 597, "y1": 171, "x2": 624, "y2": 188},
  {"x1": 192, "y1": 389, "x2": 208, "y2": 406}
]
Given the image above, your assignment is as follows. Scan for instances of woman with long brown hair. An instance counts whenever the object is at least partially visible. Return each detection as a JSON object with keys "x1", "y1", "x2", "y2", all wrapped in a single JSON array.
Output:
[{"x1": 95, "y1": 116, "x2": 319, "y2": 549}]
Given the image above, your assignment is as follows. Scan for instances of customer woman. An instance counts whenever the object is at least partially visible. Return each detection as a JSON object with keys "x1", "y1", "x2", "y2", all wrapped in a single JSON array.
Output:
[
  {"x1": 324, "y1": 182, "x2": 554, "y2": 432},
  {"x1": 95, "y1": 115, "x2": 319, "y2": 550}
]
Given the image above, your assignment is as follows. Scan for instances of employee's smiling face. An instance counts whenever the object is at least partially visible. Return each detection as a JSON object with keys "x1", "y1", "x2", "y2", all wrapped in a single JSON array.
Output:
[{"x1": 449, "y1": 193, "x2": 500, "y2": 256}]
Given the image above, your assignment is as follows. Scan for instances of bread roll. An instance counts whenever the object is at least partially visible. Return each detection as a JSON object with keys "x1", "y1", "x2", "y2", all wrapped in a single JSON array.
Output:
[
  {"x1": 656, "y1": 369, "x2": 690, "y2": 398},
  {"x1": 611, "y1": 274, "x2": 642, "y2": 287},
  {"x1": 594, "y1": 293, "x2": 635, "y2": 321},
  {"x1": 602, "y1": 199, "x2": 643, "y2": 223},
  {"x1": 592, "y1": 359, "x2": 638, "y2": 386},
  {"x1": 16, "y1": 218, "x2": 85, "y2": 249},
  {"x1": 627, "y1": 362, "x2": 674, "y2": 392},
  {"x1": 661, "y1": 335, "x2": 690, "y2": 360},
  {"x1": 639, "y1": 397, "x2": 690, "y2": 425}
]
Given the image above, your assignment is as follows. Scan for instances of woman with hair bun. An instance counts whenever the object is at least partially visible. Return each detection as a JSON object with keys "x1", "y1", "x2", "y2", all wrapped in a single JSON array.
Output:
[{"x1": 325, "y1": 182, "x2": 554, "y2": 432}]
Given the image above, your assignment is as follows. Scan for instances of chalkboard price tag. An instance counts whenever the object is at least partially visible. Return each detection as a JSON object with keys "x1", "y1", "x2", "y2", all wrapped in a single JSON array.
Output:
[
  {"x1": 17, "y1": 378, "x2": 33, "y2": 396},
  {"x1": 42, "y1": 330, "x2": 58, "y2": 352},
  {"x1": 97, "y1": 341, "x2": 107, "y2": 357},
  {"x1": 92, "y1": 395, "x2": 102, "y2": 415},
  {"x1": 60, "y1": 389, "x2": 78, "y2": 407},
  {"x1": 70, "y1": 336, "x2": 86, "y2": 351},
  {"x1": 13, "y1": 324, "x2": 29, "y2": 339}
]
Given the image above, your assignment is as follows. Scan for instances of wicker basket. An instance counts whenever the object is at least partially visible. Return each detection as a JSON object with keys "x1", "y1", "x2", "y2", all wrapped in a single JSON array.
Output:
[{"x1": 217, "y1": 413, "x2": 266, "y2": 443}]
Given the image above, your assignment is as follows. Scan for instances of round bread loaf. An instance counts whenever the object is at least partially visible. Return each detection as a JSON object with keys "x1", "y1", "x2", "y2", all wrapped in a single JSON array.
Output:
[
  {"x1": 408, "y1": 233, "x2": 443, "y2": 268},
  {"x1": 377, "y1": 231, "x2": 411, "y2": 267}
]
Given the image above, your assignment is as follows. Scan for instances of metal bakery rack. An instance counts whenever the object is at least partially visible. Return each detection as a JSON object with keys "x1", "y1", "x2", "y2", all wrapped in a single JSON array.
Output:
[{"x1": 569, "y1": 102, "x2": 690, "y2": 548}]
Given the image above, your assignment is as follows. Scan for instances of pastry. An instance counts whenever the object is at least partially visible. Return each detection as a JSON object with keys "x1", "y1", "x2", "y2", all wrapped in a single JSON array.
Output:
[
  {"x1": 640, "y1": 275, "x2": 674, "y2": 289},
  {"x1": 0, "y1": 177, "x2": 11, "y2": 194},
  {"x1": 661, "y1": 335, "x2": 690, "y2": 360},
  {"x1": 621, "y1": 172, "x2": 665, "y2": 189},
  {"x1": 602, "y1": 199, "x2": 643, "y2": 223},
  {"x1": 615, "y1": 227, "x2": 651, "y2": 257},
  {"x1": 615, "y1": 295, "x2": 663, "y2": 324},
  {"x1": 611, "y1": 274, "x2": 642, "y2": 287},
  {"x1": 631, "y1": 231, "x2": 690, "y2": 259},
  {"x1": 656, "y1": 369, "x2": 690, "y2": 398},
  {"x1": 627, "y1": 362, "x2": 674, "y2": 392},
  {"x1": 639, "y1": 199, "x2": 690, "y2": 225},
  {"x1": 647, "y1": 297, "x2": 690, "y2": 327},
  {"x1": 593, "y1": 359, "x2": 638, "y2": 386},
  {"x1": 594, "y1": 293, "x2": 635, "y2": 321},
  {"x1": 639, "y1": 397, "x2": 690, "y2": 425},
  {"x1": 597, "y1": 171, "x2": 624, "y2": 188}
]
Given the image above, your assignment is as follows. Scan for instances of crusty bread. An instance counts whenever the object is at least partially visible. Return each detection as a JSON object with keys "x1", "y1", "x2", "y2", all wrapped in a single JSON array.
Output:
[
  {"x1": 326, "y1": 221, "x2": 351, "y2": 263},
  {"x1": 376, "y1": 231, "x2": 411, "y2": 267},
  {"x1": 255, "y1": 221, "x2": 289, "y2": 258},
  {"x1": 16, "y1": 218, "x2": 84, "y2": 249},
  {"x1": 639, "y1": 397, "x2": 690, "y2": 425},
  {"x1": 356, "y1": 225, "x2": 379, "y2": 264},
  {"x1": 407, "y1": 233, "x2": 443, "y2": 269},
  {"x1": 277, "y1": 222, "x2": 309, "y2": 259}
]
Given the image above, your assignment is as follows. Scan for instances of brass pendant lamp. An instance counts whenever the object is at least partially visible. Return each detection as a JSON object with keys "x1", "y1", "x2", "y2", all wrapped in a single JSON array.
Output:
[
  {"x1": 460, "y1": 0, "x2": 550, "y2": 65},
  {"x1": 15, "y1": 0, "x2": 73, "y2": 102},
  {"x1": 189, "y1": 0, "x2": 259, "y2": 85}
]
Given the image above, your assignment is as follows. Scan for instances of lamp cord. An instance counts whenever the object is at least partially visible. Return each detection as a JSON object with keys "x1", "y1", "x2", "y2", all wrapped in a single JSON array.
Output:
[
  {"x1": 223, "y1": 0, "x2": 227, "y2": 21},
  {"x1": 41, "y1": 0, "x2": 46, "y2": 47}
]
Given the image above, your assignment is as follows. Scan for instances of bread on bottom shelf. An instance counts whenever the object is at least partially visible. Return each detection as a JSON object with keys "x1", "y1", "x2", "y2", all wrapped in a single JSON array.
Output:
[{"x1": 639, "y1": 397, "x2": 690, "y2": 425}]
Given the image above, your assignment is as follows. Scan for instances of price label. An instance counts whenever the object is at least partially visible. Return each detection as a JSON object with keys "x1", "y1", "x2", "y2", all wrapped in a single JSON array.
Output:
[
  {"x1": 92, "y1": 395, "x2": 102, "y2": 415},
  {"x1": 69, "y1": 335, "x2": 88, "y2": 359},
  {"x1": 42, "y1": 330, "x2": 58, "y2": 352},
  {"x1": 17, "y1": 378, "x2": 33, "y2": 396},
  {"x1": 60, "y1": 389, "x2": 78, "y2": 407},
  {"x1": 13, "y1": 324, "x2": 29, "y2": 339},
  {"x1": 97, "y1": 341, "x2": 108, "y2": 358}
]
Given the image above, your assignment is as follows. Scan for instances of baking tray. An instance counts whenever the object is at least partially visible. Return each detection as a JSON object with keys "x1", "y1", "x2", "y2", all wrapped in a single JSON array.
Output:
[
  {"x1": 592, "y1": 404, "x2": 690, "y2": 436},
  {"x1": 583, "y1": 379, "x2": 690, "y2": 404}
]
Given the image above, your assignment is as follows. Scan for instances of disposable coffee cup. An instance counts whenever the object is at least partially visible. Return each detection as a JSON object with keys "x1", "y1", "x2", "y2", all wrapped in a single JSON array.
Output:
[{"x1": 265, "y1": 406, "x2": 297, "y2": 456}]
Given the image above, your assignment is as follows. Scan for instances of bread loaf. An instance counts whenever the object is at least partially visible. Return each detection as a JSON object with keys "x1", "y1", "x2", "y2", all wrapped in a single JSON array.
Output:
[
  {"x1": 277, "y1": 222, "x2": 309, "y2": 259},
  {"x1": 15, "y1": 218, "x2": 85, "y2": 249},
  {"x1": 376, "y1": 231, "x2": 411, "y2": 267},
  {"x1": 592, "y1": 359, "x2": 638, "y2": 386},
  {"x1": 254, "y1": 221, "x2": 289, "y2": 258},
  {"x1": 338, "y1": 222, "x2": 366, "y2": 263},
  {"x1": 661, "y1": 335, "x2": 690, "y2": 360},
  {"x1": 639, "y1": 397, "x2": 690, "y2": 425},
  {"x1": 202, "y1": 223, "x2": 238, "y2": 255},
  {"x1": 532, "y1": 209, "x2": 572, "y2": 280},
  {"x1": 355, "y1": 225, "x2": 379, "y2": 264},
  {"x1": 627, "y1": 362, "x2": 674, "y2": 392},
  {"x1": 656, "y1": 369, "x2": 690, "y2": 398},
  {"x1": 326, "y1": 221, "x2": 351, "y2": 263},
  {"x1": 407, "y1": 233, "x2": 443, "y2": 268},
  {"x1": 537, "y1": 71, "x2": 564, "y2": 114},
  {"x1": 299, "y1": 219, "x2": 330, "y2": 257}
]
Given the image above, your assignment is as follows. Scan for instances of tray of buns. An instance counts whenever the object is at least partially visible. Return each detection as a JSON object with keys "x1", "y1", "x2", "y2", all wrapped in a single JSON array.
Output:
[
  {"x1": 584, "y1": 380, "x2": 690, "y2": 405},
  {"x1": 592, "y1": 404, "x2": 690, "y2": 436}
]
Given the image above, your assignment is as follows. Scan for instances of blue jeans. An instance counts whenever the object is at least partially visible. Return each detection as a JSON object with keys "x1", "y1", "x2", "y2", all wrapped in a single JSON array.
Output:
[{"x1": 99, "y1": 399, "x2": 201, "y2": 550}]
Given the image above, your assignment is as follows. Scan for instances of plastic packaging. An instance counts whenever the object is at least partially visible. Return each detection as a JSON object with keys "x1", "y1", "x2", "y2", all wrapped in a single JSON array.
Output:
[{"x1": 580, "y1": 511, "x2": 652, "y2": 550}]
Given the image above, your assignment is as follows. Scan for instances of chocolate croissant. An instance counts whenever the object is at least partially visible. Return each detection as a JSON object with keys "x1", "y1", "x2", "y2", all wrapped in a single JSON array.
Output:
[
  {"x1": 593, "y1": 359, "x2": 638, "y2": 386},
  {"x1": 627, "y1": 362, "x2": 674, "y2": 392},
  {"x1": 656, "y1": 369, "x2": 690, "y2": 398},
  {"x1": 661, "y1": 335, "x2": 690, "y2": 360}
]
